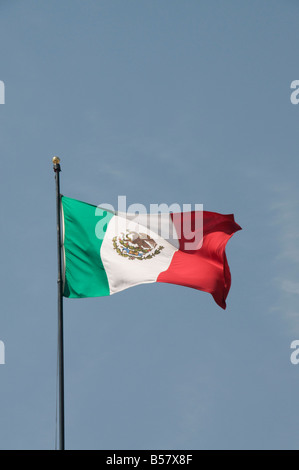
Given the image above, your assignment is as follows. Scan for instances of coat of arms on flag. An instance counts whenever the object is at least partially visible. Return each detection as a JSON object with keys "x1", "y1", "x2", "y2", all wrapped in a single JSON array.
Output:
[{"x1": 112, "y1": 230, "x2": 164, "y2": 260}]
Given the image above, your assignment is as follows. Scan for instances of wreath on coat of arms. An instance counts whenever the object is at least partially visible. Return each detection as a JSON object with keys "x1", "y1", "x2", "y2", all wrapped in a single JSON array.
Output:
[{"x1": 112, "y1": 230, "x2": 164, "y2": 260}]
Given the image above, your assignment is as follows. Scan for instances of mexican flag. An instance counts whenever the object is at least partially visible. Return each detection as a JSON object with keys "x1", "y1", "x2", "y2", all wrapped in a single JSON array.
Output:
[{"x1": 61, "y1": 196, "x2": 241, "y2": 309}]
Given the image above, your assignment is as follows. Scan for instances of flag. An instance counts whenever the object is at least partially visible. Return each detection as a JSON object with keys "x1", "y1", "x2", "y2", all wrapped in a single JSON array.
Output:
[{"x1": 61, "y1": 196, "x2": 241, "y2": 309}]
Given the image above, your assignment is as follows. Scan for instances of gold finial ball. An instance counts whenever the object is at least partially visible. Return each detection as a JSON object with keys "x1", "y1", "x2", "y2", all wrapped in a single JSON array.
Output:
[{"x1": 52, "y1": 156, "x2": 60, "y2": 164}]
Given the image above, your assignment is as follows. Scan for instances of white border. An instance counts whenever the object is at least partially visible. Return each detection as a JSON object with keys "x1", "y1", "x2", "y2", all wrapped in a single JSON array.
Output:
[{"x1": 61, "y1": 197, "x2": 66, "y2": 293}]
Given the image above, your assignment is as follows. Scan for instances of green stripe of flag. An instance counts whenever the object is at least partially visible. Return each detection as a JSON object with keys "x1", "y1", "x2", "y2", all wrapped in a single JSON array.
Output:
[{"x1": 61, "y1": 196, "x2": 114, "y2": 298}]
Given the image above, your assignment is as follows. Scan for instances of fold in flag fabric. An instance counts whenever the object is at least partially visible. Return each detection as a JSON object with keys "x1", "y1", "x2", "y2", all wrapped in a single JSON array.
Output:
[{"x1": 61, "y1": 196, "x2": 241, "y2": 309}]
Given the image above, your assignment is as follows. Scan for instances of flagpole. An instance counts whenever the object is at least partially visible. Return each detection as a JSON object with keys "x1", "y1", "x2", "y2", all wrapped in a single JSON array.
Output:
[{"x1": 52, "y1": 156, "x2": 65, "y2": 451}]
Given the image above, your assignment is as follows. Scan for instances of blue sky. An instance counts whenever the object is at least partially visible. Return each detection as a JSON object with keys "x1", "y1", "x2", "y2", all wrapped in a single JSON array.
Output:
[{"x1": 0, "y1": 0, "x2": 299, "y2": 450}]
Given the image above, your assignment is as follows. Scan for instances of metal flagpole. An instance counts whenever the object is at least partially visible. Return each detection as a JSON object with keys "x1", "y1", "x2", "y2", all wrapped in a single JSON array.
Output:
[{"x1": 53, "y1": 156, "x2": 65, "y2": 450}]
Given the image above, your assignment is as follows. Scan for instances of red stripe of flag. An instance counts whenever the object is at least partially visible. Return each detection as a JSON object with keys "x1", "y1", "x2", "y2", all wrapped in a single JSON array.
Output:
[{"x1": 157, "y1": 211, "x2": 242, "y2": 309}]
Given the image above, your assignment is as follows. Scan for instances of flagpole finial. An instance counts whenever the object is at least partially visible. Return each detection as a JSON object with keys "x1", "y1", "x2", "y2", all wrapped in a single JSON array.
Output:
[{"x1": 53, "y1": 156, "x2": 61, "y2": 172}]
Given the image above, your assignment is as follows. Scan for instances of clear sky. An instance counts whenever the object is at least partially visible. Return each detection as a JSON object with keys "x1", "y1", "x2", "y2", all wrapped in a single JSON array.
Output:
[{"x1": 0, "y1": 0, "x2": 299, "y2": 450}]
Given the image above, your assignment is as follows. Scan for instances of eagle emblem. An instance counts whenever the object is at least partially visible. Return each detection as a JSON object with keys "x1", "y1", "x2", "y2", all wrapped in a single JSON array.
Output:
[{"x1": 112, "y1": 230, "x2": 164, "y2": 260}]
